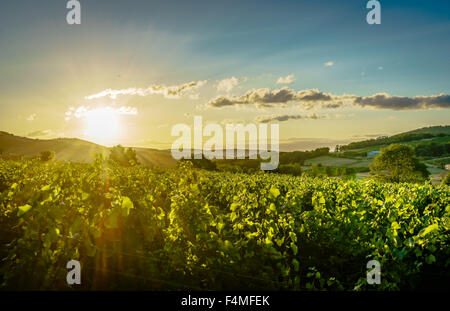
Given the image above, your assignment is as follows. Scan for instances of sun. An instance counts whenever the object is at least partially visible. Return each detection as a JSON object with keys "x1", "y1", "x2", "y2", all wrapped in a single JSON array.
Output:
[{"x1": 84, "y1": 107, "x2": 119, "y2": 145}]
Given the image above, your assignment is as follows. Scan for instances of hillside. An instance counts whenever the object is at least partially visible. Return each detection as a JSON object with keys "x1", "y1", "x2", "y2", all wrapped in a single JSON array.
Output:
[
  {"x1": 0, "y1": 131, "x2": 176, "y2": 168},
  {"x1": 340, "y1": 125, "x2": 450, "y2": 152},
  {"x1": 300, "y1": 126, "x2": 450, "y2": 184},
  {"x1": 404, "y1": 125, "x2": 450, "y2": 135}
]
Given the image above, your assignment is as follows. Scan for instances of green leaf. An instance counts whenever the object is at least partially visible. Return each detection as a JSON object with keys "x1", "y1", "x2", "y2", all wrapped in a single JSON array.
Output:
[
  {"x1": 105, "y1": 211, "x2": 119, "y2": 229},
  {"x1": 224, "y1": 240, "x2": 232, "y2": 250},
  {"x1": 420, "y1": 224, "x2": 438, "y2": 237},
  {"x1": 230, "y1": 212, "x2": 237, "y2": 222},
  {"x1": 267, "y1": 203, "x2": 277, "y2": 214},
  {"x1": 217, "y1": 222, "x2": 225, "y2": 232},
  {"x1": 276, "y1": 236, "x2": 284, "y2": 247},
  {"x1": 425, "y1": 254, "x2": 436, "y2": 264},
  {"x1": 291, "y1": 242, "x2": 298, "y2": 256},
  {"x1": 230, "y1": 203, "x2": 239, "y2": 211},
  {"x1": 391, "y1": 221, "x2": 401, "y2": 230},
  {"x1": 70, "y1": 216, "x2": 82, "y2": 235},
  {"x1": 269, "y1": 187, "x2": 280, "y2": 199},
  {"x1": 121, "y1": 196, "x2": 134, "y2": 216},
  {"x1": 292, "y1": 259, "x2": 299, "y2": 272},
  {"x1": 41, "y1": 185, "x2": 51, "y2": 191},
  {"x1": 17, "y1": 204, "x2": 32, "y2": 217}
]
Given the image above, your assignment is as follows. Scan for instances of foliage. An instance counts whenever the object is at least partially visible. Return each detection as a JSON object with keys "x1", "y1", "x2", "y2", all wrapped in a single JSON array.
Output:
[
  {"x1": 279, "y1": 148, "x2": 330, "y2": 165},
  {"x1": 340, "y1": 131, "x2": 449, "y2": 151},
  {"x1": 276, "y1": 163, "x2": 302, "y2": 176},
  {"x1": 182, "y1": 158, "x2": 217, "y2": 171},
  {"x1": 370, "y1": 144, "x2": 430, "y2": 183},
  {"x1": 109, "y1": 145, "x2": 139, "y2": 167},
  {"x1": 39, "y1": 151, "x2": 55, "y2": 162},
  {"x1": 0, "y1": 158, "x2": 448, "y2": 290},
  {"x1": 442, "y1": 172, "x2": 450, "y2": 186},
  {"x1": 415, "y1": 142, "x2": 450, "y2": 157},
  {"x1": 215, "y1": 159, "x2": 261, "y2": 173}
]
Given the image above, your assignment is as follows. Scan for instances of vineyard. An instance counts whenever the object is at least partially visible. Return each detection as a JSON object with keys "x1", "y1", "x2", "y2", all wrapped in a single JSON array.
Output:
[{"x1": 0, "y1": 157, "x2": 449, "y2": 290}]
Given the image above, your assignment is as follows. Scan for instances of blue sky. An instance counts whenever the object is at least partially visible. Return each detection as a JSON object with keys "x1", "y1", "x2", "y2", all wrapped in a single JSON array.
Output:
[{"x1": 0, "y1": 0, "x2": 449, "y2": 149}]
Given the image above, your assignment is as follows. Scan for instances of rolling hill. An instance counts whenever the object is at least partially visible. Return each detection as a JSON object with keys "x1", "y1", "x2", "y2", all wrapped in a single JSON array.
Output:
[
  {"x1": 339, "y1": 125, "x2": 450, "y2": 152},
  {"x1": 403, "y1": 125, "x2": 450, "y2": 135},
  {"x1": 0, "y1": 131, "x2": 176, "y2": 168},
  {"x1": 1, "y1": 125, "x2": 449, "y2": 171}
]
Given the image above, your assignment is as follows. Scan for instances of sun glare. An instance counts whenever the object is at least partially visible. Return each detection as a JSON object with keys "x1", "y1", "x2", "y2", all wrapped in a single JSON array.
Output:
[{"x1": 84, "y1": 107, "x2": 119, "y2": 145}]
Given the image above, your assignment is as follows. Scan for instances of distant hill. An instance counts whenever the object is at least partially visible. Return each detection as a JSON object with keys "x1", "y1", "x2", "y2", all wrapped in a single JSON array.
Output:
[
  {"x1": 0, "y1": 131, "x2": 176, "y2": 168},
  {"x1": 340, "y1": 125, "x2": 450, "y2": 152},
  {"x1": 133, "y1": 147, "x2": 177, "y2": 168},
  {"x1": 402, "y1": 125, "x2": 450, "y2": 135},
  {"x1": 2, "y1": 126, "x2": 449, "y2": 169}
]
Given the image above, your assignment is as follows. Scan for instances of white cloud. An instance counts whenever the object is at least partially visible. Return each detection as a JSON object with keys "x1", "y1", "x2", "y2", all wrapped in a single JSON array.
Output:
[
  {"x1": 26, "y1": 114, "x2": 36, "y2": 121},
  {"x1": 65, "y1": 106, "x2": 138, "y2": 121},
  {"x1": 216, "y1": 77, "x2": 239, "y2": 92},
  {"x1": 324, "y1": 61, "x2": 334, "y2": 67},
  {"x1": 85, "y1": 80, "x2": 207, "y2": 100},
  {"x1": 255, "y1": 113, "x2": 325, "y2": 123},
  {"x1": 333, "y1": 113, "x2": 356, "y2": 119},
  {"x1": 378, "y1": 66, "x2": 383, "y2": 70},
  {"x1": 27, "y1": 129, "x2": 53, "y2": 137},
  {"x1": 276, "y1": 74, "x2": 296, "y2": 84}
]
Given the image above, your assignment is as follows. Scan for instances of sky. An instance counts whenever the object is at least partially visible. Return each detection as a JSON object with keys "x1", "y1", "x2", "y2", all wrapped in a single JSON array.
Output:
[{"x1": 0, "y1": 0, "x2": 449, "y2": 150}]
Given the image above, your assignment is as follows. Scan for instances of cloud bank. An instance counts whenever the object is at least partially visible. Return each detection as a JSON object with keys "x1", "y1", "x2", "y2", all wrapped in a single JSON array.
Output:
[
  {"x1": 206, "y1": 87, "x2": 450, "y2": 111},
  {"x1": 353, "y1": 93, "x2": 450, "y2": 110},
  {"x1": 255, "y1": 113, "x2": 325, "y2": 123}
]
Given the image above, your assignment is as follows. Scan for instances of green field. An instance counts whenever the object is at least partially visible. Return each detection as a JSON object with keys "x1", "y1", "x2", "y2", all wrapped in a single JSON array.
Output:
[
  {"x1": 424, "y1": 156, "x2": 450, "y2": 167},
  {"x1": 1, "y1": 159, "x2": 449, "y2": 290},
  {"x1": 304, "y1": 156, "x2": 373, "y2": 168},
  {"x1": 347, "y1": 136, "x2": 450, "y2": 154},
  {"x1": 303, "y1": 134, "x2": 450, "y2": 184}
]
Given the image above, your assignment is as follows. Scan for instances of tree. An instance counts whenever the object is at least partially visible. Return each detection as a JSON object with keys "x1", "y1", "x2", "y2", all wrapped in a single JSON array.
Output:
[
  {"x1": 369, "y1": 144, "x2": 429, "y2": 183},
  {"x1": 277, "y1": 163, "x2": 302, "y2": 176},
  {"x1": 109, "y1": 145, "x2": 139, "y2": 166},
  {"x1": 311, "y1": 164, "x2": 321, "y2": 177},
  {"x1": 335, "y1": 145, "x2": 340, "y2": 153},
  {"x1": 442, "y1": 172, "x2": 450, "y2": 186},
  {"x1": 39, "y1": 151, "x2": 55, "y2": 162},
  {"x1": 324, "y1": 166, "x2": 334, "y2": 176}
]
